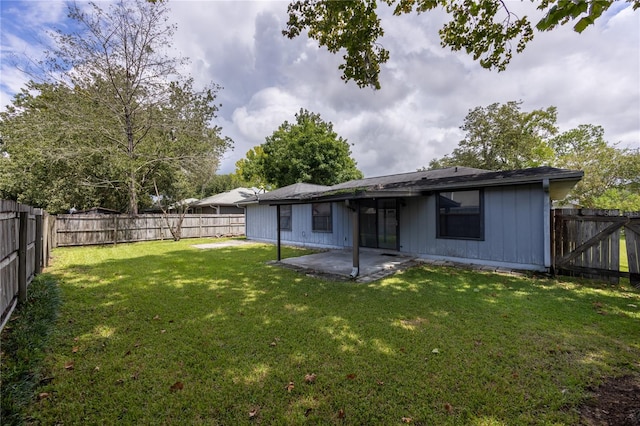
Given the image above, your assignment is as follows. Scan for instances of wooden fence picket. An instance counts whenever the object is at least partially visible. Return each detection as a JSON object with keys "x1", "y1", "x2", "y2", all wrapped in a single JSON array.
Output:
[
  {"x1": 54, "y1": 213, "x2": 245, "y2": 247},
  {"x1": 552, "y1": 208, "x2": 640, "y2": 286}
]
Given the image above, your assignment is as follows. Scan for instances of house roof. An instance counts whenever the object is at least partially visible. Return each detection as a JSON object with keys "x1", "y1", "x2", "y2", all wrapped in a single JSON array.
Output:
[
  {"x1": 239, "y1": 183, "x2": 329, "y2": 204},
  {"x1": 192, "y1": 187, "x2": 261, "y2": 207},
  {"x1": 253, "y1": 166, "x2": 584, "y2": 205}
]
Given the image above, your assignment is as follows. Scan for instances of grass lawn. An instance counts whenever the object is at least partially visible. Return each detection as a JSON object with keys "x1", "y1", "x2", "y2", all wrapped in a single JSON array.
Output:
[{"x1": 14, "y1": 239, "x2": 640, "y2": 424}]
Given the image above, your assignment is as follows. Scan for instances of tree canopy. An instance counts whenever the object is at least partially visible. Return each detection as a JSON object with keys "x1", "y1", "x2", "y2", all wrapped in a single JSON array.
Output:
[
  {"x1": 236, "y1": 109, "x2": 363, "y2": 188},
  {"x1": 426, "y1": 102, "x2": 640, "y2": 210},
  {"x1": 284, "y1": 0, "x2": 640, "y2": 89},
  {"x1": 428, "y1": 101, "x2": 557, "y2": 170},
  {"x1": 1, "y1": 0, "x2": 231, "y2": 214}
]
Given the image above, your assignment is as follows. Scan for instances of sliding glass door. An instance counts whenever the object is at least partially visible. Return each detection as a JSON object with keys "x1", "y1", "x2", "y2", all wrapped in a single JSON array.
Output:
[{"x1": 359, "y1": 199, "x2": 398, "y2": 250}]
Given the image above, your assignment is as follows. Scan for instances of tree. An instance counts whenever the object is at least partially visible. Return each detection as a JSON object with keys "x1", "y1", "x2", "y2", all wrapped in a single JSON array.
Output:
[
  {"x1": 235, "y1": 146, "x2": 269, "y2": 188},
  {"x1": 284, "y1": 0, "x2": 640, "y2": 89},
  {"x1": 236, "y1": 109, "x2": 363, "y2": 188},
  {"x1": 550, "y1": 125, "x2": 640, "y2": 209},
  {"x1": 0, "y1": 82, "x2": 126, "y2": 213},
  {"x1": 201, "y1": 174, "x2": 251, "y2": 198},
  {"x1": 427, "y1": 101, "x2": 556, "y2": 170},
  {"x1": 425, "y1": 107, "x2": 640, "y2": 209},
  {"x1": 9, "y1": 0, "x2": 231, "y2": 214}
]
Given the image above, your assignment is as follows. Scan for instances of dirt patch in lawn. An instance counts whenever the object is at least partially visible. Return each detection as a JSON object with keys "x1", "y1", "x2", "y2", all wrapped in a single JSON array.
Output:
[{"x1": 579, "y1": 375, "x2": 640, "y2": 425}]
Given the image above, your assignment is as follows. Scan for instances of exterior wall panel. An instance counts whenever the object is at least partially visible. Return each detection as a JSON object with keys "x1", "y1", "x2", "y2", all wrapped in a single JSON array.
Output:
[
  {"x1": 247, "y1": 183, "x2": 548, "y2": 270},
  {"x1": 400, "y1": 183, "x2": 546, "y2": 269},
  {"x1": 246, "y1": 202, "x2": 352, "y2": 249}
]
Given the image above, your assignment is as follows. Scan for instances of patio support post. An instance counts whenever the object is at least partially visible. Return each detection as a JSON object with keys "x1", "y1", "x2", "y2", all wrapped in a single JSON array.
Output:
[
  {"x1": 276, "y1": 204, "x2": 281, "y2": 261},
  {"x1": 350, "y1": 201, "x2": 359, "y2": 278}
]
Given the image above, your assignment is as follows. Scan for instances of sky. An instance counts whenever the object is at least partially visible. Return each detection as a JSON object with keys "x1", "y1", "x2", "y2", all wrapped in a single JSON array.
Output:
[{"x1": 1, "y1": 0, "x2": 639, "y2": 178}]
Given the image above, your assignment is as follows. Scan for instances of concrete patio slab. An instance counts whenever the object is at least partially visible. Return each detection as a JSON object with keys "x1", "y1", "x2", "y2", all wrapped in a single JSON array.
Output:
[
  {"x1": 277, "y1": 248, "x2": 417, "y2": 282},
  {"x1": 192, "y1": 240, "x2": 255, "y2": 249}
]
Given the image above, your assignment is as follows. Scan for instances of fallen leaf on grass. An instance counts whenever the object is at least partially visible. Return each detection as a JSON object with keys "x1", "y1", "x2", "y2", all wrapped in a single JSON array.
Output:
[
  {"x1": 153, "y1": 315, "x2": 160, "y2": 320},
  {"x1": 285, "y1": 381, "x2": 295, "y2": 392},
  {"x1": 38, "y1": 392, "x2": 50, "y2": 400},
  {"x1": 64, "y1": 361, "x2": 74, "y2": 370},
  {"x1": 304, "y1": 373, "x2": 317, "y2": 384},
  {"x1": 337, "y1": 409, "x2": 345, "y2": 419},
  {"x1": 71, "y1": 346, "x2": 79, "y2": 353},
  {"x1": 346, "y1": 373, "x2": 356, "y2": 380},
  {"x1": 170, "y1": 381, "x2": 184, "y2": 392},
  {"x1": 402, "y1": 416, "x2": 413, "y2": 423},
  {"x1": 377, "y1": 380, "x2": 384, "y2": 386},
  {"x1": 249, "y1": 407, "x2": 259, "y2": 419},
  {"x1": 444, "y1": 402, "x2": 453, "y2": 413}
]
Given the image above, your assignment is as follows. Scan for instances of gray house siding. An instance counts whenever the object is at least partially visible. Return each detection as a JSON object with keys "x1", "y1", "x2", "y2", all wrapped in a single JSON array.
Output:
[
  {"x1": 398, "y1": 183, "x2": 546, "y2": 269},
  {"x1": 247, "y1": 183, "x2": 549, "y2": 270},
  {"x1": 246, "y1": 202, "x2": 353, "y2": 249}
]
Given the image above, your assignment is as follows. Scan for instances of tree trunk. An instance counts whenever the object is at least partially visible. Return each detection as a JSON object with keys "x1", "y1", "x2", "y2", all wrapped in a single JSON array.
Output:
[
  {"x1": 125, "y1": 107, "x2": 138, "y2": 216},
  {"x1": 129, "y1": 173, "x2": 138, "y2": 215}
]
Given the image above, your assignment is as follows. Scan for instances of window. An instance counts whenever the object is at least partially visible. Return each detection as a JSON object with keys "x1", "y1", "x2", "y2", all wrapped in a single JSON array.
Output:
[
  {"x1": 279, "y1": 205, "x2": 292, "y2": 231},
  {"x1": 312, "y1": 203, "x2": 332, "y2": 232},
  {"x1": 437, "y1": 190, "x2": 483, "y2": 240}
]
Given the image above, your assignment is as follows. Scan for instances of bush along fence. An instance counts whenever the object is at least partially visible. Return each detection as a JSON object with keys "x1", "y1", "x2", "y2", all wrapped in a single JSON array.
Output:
[
  {"x1": 0, "y1": 200, "x2": 54, "y2": 331},
  {"x1": 54, "y1": 213, "x2": 245, "y2": 247}
]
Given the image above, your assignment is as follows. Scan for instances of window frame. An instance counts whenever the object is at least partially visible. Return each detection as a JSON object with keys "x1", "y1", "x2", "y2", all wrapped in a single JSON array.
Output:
[
  {"x1": 279, "y1": 204, "x2": 292, "y2": 231},
  {"x1": 436, "y1": 189, "x2": 484, "y2": 241},
  {"x1": 312, "y1": 202, "x2": 333, "y2": 233}
]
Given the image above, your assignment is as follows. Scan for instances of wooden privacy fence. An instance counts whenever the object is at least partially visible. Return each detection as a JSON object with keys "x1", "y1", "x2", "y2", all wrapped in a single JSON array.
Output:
[
  {"x1": 55, "y1": 213, "x2": 245, "y2": 247},
  {"x1": 552, "y1": 209, "x2": 640, "y2": 286},
  {"x1": 1, "y1": 200, "x2": 54, "y2": 331}
]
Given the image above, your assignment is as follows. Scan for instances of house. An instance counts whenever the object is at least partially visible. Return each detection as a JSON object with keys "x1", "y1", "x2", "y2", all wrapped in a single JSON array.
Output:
[
  {"x1": 242, "y1": 166, "x2": 583, "y2": 276},
  {"x1": 191, "y1": 187, "x2": 262, "y2": 215}
]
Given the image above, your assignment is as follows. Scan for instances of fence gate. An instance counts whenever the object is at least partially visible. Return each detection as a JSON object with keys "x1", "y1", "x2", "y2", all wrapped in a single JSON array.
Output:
[{"x1": 552, "y1": 209, "x2": 640, "y2": 286}]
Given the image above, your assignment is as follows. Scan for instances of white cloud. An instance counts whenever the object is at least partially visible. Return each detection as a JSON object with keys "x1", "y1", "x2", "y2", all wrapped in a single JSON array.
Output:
[{"x1": 2, "y1": 0, "x2": 638, "y2": 178}]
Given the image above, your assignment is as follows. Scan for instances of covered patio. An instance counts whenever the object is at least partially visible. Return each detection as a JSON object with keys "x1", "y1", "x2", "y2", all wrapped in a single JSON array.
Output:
[{"x1": 277, "y1": 248, "x2": 416, "y2": 282}]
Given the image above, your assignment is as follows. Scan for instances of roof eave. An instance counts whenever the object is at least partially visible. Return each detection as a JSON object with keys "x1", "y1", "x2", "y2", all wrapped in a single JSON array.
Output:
[{"x1": 252, "y1": 170, "x2": 584, "y2": 204}]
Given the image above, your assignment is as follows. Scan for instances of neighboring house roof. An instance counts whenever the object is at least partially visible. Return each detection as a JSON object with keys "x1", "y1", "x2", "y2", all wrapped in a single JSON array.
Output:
[
  {"x1": 192, "y1": 187, "x2": 262, "y2": 207},
  {"x1": 254, "y1": 166, "x2": 584, "y2": 205}
]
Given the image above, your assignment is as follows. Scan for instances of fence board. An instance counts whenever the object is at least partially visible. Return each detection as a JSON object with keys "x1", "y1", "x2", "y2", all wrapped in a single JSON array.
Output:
[
  {"x1": 1, "y1": 200, "x2": 51, "y2": 331},
  {"x1": 55, "y1": 214, "x2": 245, "y2": 247},
  {"x1": 553, "y1": 209, "x2": 640, "y2": 285}
]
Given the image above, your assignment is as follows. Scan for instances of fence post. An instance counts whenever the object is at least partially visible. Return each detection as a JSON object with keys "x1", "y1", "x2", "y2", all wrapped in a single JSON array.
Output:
[
  {"x1": 114, "y1": 215, "x2": 119, "y2": 245},
  {"x1": 18, "y1": 211, "x2": 28, "y2": 304},
  {"x1": 35, "y1": 212, "x2": 43, "y2": 274}
]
